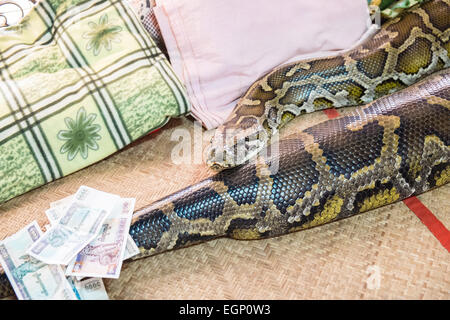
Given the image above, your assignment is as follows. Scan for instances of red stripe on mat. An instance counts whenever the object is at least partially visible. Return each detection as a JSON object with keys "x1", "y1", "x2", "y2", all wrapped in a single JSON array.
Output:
[
  {"x1": 403, "y1": 197, "x2": 450, "y2": 252},
  {"x1": 322, "y1": 109, "x2": 450, "y2": 251}
]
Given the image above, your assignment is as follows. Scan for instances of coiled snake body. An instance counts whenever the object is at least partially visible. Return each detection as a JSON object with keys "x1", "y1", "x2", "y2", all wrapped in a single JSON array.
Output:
[
  {"x1": 1, "y1": 0, "x2": 449, "y2": 299},
  {"x1": 206, "y1": 0, "x2": 450, "y2": 170},
  {"x1": 126, "y1": 69, "x2": 449, "y2": 260}
]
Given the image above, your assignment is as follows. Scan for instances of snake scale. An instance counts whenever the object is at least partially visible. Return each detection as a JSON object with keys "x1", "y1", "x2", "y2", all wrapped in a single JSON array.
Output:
[
  {"x1": 206, "y1": 0, "x2": 450, "y2": 170},
  {"x1": 1, "y1": 0, "x2": 449, "y2": 300}
]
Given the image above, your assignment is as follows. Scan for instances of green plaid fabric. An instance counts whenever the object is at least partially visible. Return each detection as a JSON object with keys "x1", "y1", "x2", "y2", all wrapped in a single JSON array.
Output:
[{"x1": 0, "y1": 0, "x2": 190, "y2": 203}]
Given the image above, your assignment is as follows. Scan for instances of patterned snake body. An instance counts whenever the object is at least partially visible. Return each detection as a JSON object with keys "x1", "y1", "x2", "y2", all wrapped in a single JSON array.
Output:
[
  {"x1": 1, "y1": 0, "x2": 449, "y2": 300},
  {"x1": 128, "y1": 69, "x2": 449, "y2": 260},
  {"x1": 206, "y1": 0, "x2": 450, "y2": 169}
]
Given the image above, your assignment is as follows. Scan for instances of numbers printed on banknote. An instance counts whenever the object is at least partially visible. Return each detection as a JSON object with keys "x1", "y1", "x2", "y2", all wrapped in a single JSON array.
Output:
[
  {"x1": 67, "y1": 277, "x2": 109, "y2": 300},
  {"x1": 66, "y1": 198, "x2": 136, "y2": 279},
  {"x1": 0, "y1": 221, "x2": 77, "y2": 300}
]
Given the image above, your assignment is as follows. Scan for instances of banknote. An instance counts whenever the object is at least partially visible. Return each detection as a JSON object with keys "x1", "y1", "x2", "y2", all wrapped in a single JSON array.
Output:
[
  {"x1": 123, "y1": 234, "x2": 140, "y2": 260},
  {"x1": 73, "y1": 186, "x2": 121, "y2": 208},
  {"x1": 47, "y1": 195, "x2": 74, "y2": 224},
  {"x1": 27, "y1": 225, "x2": 96, "y2": 265},
  {"x1": 0, "y1": 221, "x2": 77, "y2": 300},
  {"x1": 27, "y1": 186, "x2": 120, "y2": 265},
  {"x1": 49, "y1": 195, "x2": 74, "y2": 209},
  {"x1": 45, "y1": 208, "x2": 63, "y2": 225},
  {"x1": 53, "y1": 277, "x2": 80, "y2": 300},
  {"x1": 46, "y1": 186, "x2": 119, "y2": 226},
  {"x1": 69, "y1": 235, "x2": 139, "y2": 282},
  {"x1": 67, "y1": 277, "x2": 109, "y2": 300},
  {"x1": 48, "y1": 195, "x2": 139, "y2": 262},
  {"x1": 66, "y1": 198, "x2": 135, "y2": 279}
]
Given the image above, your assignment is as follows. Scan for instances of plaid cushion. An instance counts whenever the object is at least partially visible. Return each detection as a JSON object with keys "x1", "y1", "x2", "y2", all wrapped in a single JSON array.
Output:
[{"x1": 0, "y1": 0, "x2": 190, "y2": 203}]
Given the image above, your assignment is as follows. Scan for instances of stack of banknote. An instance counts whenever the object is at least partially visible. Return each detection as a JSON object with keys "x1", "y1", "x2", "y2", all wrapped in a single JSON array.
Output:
[{"x1": 0, "y1": 186, "x2": 140, "y2": 300}]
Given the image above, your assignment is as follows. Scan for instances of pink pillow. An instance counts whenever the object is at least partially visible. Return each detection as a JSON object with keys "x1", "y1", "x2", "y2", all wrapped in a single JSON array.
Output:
[{"x1": 155, "y1": 0, "x2": 373, "y2": 129}]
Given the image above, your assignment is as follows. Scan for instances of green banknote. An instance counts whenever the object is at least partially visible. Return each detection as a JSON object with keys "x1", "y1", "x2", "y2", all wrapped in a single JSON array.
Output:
[{"x1": 0, "y1": 221, "x2": 77, "y2": 300}]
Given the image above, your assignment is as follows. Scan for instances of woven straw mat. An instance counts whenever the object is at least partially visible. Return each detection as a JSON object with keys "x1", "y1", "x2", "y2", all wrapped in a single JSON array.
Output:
[{"x1": 0, "y1": 107, "x2": 449, "y2": 300}]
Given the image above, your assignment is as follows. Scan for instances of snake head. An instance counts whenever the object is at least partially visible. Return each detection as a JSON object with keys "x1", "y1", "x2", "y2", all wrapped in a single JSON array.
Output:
[
  {"x1": 206, "y1": 82, "x2": 274, "y2": 170},
  {"x1": 205, "y1": 123, "x2": 269, "y2": 171},
  {"x1": 205, "y1": 129, "x2": 237, "y2": 171}
]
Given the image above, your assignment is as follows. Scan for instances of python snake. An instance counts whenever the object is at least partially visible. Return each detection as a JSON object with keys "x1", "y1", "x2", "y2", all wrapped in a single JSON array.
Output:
[
  {"x1": 206, "y1": 0, "x2": 450, "y2": 170},
  {"x1": 1, "y1": 69, "x2": 449, "y2": 299},
  {"x1": 1, "y1": 0, "x2": 449, "y2": 300}
]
